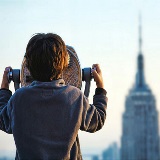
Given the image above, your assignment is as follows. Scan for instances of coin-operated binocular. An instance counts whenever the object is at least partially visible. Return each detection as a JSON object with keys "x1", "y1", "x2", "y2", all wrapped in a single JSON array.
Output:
[{"x1": 8, "y1": 46, "x2": 94, "y2": 97}]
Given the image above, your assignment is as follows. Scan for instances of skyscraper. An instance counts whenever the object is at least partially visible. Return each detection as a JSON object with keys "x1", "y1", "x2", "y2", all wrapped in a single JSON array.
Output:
[
  {"x1": 120, "y1": 18, "x2": 159, "y2": 160},
  {"x1": 102, "y1": 142, "x2": 120, "y2": 160}
]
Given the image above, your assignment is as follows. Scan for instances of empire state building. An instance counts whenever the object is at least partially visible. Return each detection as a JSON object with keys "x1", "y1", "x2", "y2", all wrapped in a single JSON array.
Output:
[{"x1": 120, "y1": 20, "x2": 159, "y2": 160}]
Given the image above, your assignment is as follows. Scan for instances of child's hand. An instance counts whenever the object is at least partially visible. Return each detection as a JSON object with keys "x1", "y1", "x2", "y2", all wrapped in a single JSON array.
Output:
[
  {"x1": 92, "y1": 64, "x2": 104, "y2": 88},
  {"x1": 1, "y1": 66, "x2": 12, "y2": 89}
]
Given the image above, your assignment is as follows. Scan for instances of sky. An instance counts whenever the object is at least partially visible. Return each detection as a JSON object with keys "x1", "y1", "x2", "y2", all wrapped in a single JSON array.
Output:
[{"x1": 0, "y1": 0, "x2": 160, "y2": 157}]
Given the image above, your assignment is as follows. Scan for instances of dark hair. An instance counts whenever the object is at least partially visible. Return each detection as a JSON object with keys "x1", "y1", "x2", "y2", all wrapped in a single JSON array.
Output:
[{"x1": 25, "y1": 33, "x2": 68, "y2": 82}]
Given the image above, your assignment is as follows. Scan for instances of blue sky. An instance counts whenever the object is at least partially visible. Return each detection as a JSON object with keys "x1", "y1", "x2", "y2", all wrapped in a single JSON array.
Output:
[{"x1": 0, "y1": 0, "x2": 160, "y2": 156}]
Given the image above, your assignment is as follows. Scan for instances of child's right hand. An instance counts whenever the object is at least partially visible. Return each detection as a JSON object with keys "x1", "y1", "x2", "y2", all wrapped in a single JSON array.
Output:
[
  {"x1": 1, "y1": 66, "x2": 12, "y2": 89},
  {"x1": 92, "y1": 64, "x2": 104, "y2": 88}
]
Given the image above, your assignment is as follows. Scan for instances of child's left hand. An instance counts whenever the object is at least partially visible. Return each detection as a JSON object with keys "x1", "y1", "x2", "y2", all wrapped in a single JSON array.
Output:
[{"x1": 1, "y1": 66, "x2": 12, "y2": 89}]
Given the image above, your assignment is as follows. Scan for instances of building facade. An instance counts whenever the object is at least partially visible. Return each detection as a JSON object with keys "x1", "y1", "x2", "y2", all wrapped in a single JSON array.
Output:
[
  {"x1": 121, "y1": 21, "x2": 159, "y2": 160},
  {"x1": 102, "y1": 142, "x2": 120, "y2": 160}
]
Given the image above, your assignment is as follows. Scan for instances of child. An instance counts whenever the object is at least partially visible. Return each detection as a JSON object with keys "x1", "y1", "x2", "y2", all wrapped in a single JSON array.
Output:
[{"x1": 0, "y1": 33, "x2": 107, "y2": 160}]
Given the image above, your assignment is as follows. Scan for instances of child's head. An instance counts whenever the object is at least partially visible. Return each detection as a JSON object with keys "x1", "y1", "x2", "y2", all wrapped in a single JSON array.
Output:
[{"x1": 25, "y1": 33, "x2": 68, "y2": 82}]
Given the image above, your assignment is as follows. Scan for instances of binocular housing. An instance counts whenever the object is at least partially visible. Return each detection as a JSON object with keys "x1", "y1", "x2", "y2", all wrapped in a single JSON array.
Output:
[
  {"x1": 8, "y1": 67, "x2": 94, "y2": 97},
  {"x1": 8, "y1": 69, "x2": 20, "y2": 91}
]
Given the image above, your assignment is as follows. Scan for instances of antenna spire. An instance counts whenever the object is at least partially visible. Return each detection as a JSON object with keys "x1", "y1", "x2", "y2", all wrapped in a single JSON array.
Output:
[
  {"x1": 139, "y1": 13, "x2": 142, "y2": 53},
  {"x1": 135, "y1": 13, "x2": 146, "y2": 89}
]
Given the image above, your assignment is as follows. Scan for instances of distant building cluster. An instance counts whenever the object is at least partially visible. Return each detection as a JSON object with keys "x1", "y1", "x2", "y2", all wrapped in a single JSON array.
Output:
[
  {"x1": 102, "y1": 143, "x2": 120, "y2": 160},
  {"x1": 0, "y1": 158, "x2": 13, "y2": 160}
]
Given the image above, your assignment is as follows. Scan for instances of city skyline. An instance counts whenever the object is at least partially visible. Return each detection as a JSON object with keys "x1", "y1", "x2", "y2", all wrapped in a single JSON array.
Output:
[{"x1": 0, "y1": 0, "x2": 160, "y2": 157}]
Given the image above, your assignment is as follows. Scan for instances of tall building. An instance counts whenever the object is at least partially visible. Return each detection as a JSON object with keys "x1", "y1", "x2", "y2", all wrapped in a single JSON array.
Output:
[
  {"x1": 120, "y1": 18, "x2": 159, "y2": 160},
  {"x1": 102, "y1": 142, "x2": 120, "y2": 160}
]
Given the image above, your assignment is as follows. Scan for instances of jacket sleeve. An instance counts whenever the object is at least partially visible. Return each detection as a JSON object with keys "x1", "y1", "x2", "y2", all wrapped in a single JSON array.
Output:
[
  {"x1": 80, "y1": 88, "x2": 108, "y2": 133},
  {"x1": 0, "y1": 89, "x2": 13, "y2": 134}
]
